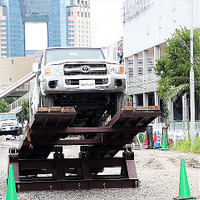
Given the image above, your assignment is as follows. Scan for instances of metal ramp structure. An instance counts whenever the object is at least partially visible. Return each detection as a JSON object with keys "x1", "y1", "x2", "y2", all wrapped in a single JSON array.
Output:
[
  {"x1": 8, "y1": 106, "x2": 160, "y2": 191},
  {"x1": 0, "y1": 72, "x2": 35, "y2": 100}
]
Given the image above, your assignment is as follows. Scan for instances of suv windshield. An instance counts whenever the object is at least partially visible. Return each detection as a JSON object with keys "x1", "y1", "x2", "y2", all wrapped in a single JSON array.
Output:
[
  {"x1": 45, "y1": 48, "x2": 105, "y2": 64},
  {"x1": 0, "y1": 113, "x2": 16, "y2": 121}
]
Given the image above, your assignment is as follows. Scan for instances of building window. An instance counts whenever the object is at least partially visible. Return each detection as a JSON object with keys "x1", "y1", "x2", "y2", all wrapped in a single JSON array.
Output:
[
  {"x1": 1, "y1": 53, "x2": 7, "y2": 56},
  {"x1": 77, "y1": 0, "x2": 80, "y2": 4},
  {"x1": 11, "y1": 59, "x2": 14, "y2": 64},
  {"x1": 67, "y1": 21, "x2": 74, "y2": 24},
  {"x1": 77, "y1": 11, "x2": 79, "y2": 17},
  {"x1": 85, "y1": 12, "x2": 87, "y2": 17},
  {"x1": 81, "y1": 12, "x2": 83, "y2": 17},
  {"x1": 129, "y1": 67, "x2": 133, "y2": 78},
  {"x1": 128, "y1": 60, "x2": 133, "y2": 66},
  {"x1": 85, "y1": 1, "x2": 87, "y2": 6},
  {"x1": 138, "y1": 68, "x2": 143, "y2": 75},
  {"x1": 138, "y1": 58, "x2": 143, "y2": 66},
  {"x1": 88, "y1": 13, "x2": 90, "y2": 18},
  {"x1": 148, "y1": 58, "x2": 154, "y2": 74}
]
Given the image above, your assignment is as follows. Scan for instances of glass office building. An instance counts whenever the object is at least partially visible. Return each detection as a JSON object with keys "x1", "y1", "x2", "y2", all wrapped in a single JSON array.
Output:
[{"x1": 0, "y1": 0, "x2": 91, "y2": 57}]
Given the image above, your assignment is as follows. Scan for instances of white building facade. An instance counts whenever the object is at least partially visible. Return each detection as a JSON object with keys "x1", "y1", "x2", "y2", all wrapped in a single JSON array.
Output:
[{"x1": 123, "y1": 0, "x2": 200, "y2": 123}]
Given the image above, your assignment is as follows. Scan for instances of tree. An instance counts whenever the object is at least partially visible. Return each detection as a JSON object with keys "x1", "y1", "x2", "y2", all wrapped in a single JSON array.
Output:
[
  {"x1": 17, "y1": 100, "x2": 29, "y2": 124},
  {"x1": 154, "y1": 27, "x2": 200, "y2": 130},
  {"x1": 4, "y1": 97, "x2": 18, "y2": 105},
  {"x1": 0, "y1": 100, "x2": 8, "y2": 113}
]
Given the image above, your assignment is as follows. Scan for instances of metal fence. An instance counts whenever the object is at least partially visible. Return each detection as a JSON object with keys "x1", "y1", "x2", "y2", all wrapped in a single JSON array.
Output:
[{"x1": 169, "y1": 120, "x2": 200, "y2": 133}]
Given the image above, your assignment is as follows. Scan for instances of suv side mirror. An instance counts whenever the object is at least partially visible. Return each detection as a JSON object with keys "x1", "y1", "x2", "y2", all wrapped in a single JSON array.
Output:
[{"x1": 32, "y1": 63, "x2": 39, "y2": 73}]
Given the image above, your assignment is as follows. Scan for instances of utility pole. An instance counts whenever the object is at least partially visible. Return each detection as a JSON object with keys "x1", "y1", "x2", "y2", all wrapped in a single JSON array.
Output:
[{"x1": 190, "y1": 0, "x2": 195, "y2": 139}]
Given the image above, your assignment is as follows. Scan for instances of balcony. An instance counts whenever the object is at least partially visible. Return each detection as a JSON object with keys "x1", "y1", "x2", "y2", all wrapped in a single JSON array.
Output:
[{"x1": 127, "y1": 73, "x2": 160, "y2": 94}]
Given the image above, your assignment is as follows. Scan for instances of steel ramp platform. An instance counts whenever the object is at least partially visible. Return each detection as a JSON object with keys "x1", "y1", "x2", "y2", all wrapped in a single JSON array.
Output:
[{"x1": 8, "y1": 106, "x2": 160, "y2": 191}]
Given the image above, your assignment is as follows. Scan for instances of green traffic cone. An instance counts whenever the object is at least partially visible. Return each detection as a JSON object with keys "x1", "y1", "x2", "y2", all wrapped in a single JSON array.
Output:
[
  {"x1": 161, "y1": 132, "x2": 169, "y2": 151},
  {"x1": 6, "y1": 165, "x2": 17, "y2": 200},
  {"x1": 174, "y1": 159, "x2": 196, "y2": 200}
]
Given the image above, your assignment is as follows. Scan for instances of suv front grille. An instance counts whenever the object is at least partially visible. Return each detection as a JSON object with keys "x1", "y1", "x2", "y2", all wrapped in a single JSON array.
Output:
[{"x1": 64, "y1": 64, "x2": 107, "y2": 75}]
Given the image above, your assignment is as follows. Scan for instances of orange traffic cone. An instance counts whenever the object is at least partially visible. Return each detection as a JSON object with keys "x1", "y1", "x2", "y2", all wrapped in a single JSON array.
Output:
[
  {"x1": 143, "y1": 132, "x2": 148, "y2": 145},
  {"x1": 154, "y1": 131, "x2": 157, "y2": 146}
]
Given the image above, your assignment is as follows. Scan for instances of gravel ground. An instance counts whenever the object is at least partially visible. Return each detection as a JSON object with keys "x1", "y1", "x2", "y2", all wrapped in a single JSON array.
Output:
[{"x1": 0, "y1": 140, "x2": 199, "y2": 200}]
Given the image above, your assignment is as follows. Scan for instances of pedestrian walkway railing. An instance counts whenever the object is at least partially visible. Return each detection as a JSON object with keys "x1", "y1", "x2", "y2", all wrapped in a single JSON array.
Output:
[
  {"x1": 7, "y1": 92, "x2": 30, "y2": 114},
  {"x1": 0, "y1": 72, "x2": 36, "y2": 100}
]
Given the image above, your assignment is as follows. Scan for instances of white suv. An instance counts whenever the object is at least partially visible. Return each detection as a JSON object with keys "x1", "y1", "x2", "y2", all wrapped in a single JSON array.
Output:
[{"x1": 32, "y1": 47, "x2": 126, "y2": 126}]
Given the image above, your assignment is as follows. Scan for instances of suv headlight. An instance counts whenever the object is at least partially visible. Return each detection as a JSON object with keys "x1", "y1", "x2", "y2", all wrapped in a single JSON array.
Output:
[
  {"x1": 108, "y1": 65, "x2": 124, "y2": 74},
  {"x1": 45, "y1": 65, "x2": 64, "y2": 76},
  {"x1": 51, "y1": 65, "x2": 64, "y2": 76}
]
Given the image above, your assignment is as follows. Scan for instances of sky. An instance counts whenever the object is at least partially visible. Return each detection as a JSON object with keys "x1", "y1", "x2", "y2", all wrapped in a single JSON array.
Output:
[
  {"x1": 90, "y1": 0, "x2": 123, "y2": 47},
  {"x1": 25, "y1": 0, "x2": 123, "y2": 50}
]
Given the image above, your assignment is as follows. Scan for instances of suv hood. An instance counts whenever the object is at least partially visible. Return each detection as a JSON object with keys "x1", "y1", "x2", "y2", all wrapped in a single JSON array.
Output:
[{"x1": 46, "y1": 59, "x2": 120, "y2": 66}]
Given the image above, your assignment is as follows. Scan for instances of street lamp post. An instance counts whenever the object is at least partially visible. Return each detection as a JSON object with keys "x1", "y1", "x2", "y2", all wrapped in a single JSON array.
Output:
[{"x1": 190, "y1": 0, "x2": 195, "y2": 139}]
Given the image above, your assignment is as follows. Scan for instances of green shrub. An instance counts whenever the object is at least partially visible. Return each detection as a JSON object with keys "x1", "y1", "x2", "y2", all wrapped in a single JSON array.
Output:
[
  {"x1": 172, "y1": 135, "x2": 200, "y2": 154},
  {"x1": 191, "y1": 136, "x2": 200, "y2": 154},
  {"x1": 139, "y1": 132, "x2": 145, "y2": 144}
]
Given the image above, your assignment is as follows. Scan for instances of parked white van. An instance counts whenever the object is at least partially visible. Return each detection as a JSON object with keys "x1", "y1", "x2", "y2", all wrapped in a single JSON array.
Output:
[{"x1": 0, "y1": 113, "x2": 20, "y2": 135}]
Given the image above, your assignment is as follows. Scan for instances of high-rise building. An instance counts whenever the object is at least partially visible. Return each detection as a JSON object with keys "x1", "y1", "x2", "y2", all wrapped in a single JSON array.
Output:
[
  {"x1": 0, "y1": 0, "x2": 91, "y2": 57},
  {"x1": 66, "y1": 0, "x2": 91, "y2": 47}
]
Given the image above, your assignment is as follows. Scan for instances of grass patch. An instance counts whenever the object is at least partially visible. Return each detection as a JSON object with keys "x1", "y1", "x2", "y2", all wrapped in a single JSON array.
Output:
[{"x1": 170, "y1": 136, "x2": 200, "y2": 154}]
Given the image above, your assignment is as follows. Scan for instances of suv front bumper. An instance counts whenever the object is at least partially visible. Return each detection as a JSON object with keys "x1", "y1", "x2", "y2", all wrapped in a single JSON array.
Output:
[{"x1": 41, "y1": 75, "x2": 126, "y2": 94}]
